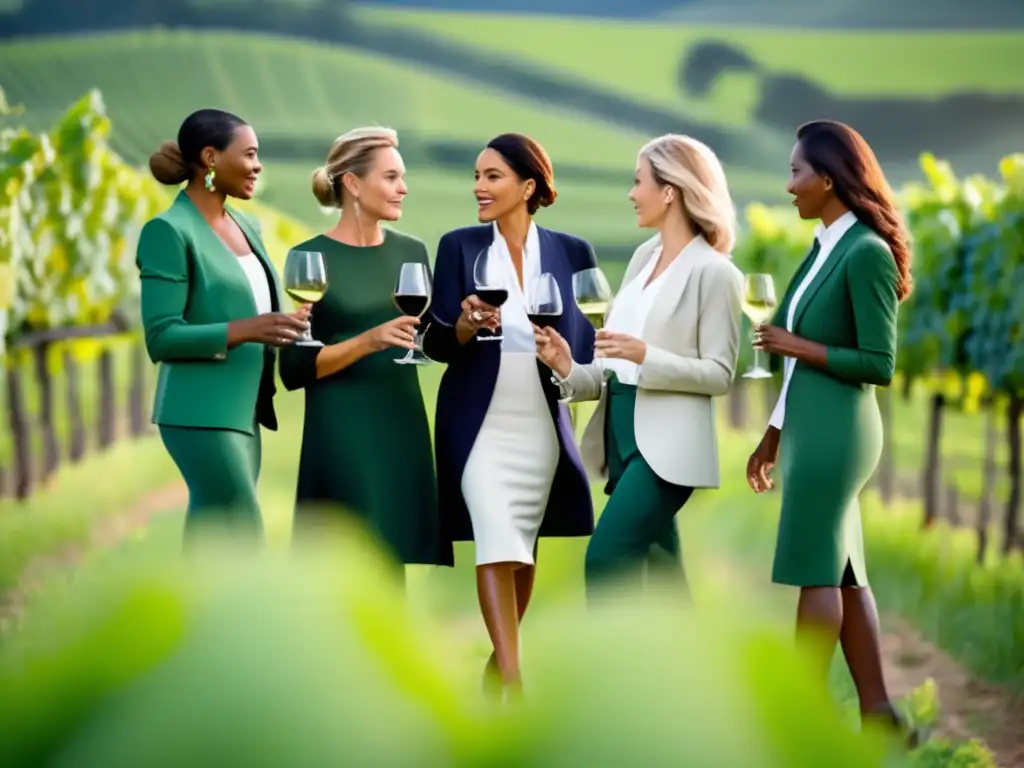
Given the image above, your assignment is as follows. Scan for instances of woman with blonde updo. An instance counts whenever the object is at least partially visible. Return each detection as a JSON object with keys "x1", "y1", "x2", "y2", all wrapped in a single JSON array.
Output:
[
  {"x1": 279, "y1": 127, "x2": 450, "y2": 572},
  {"x1": 140, "y1": 108, "x2": 308, "y2": 546},
  {"x1": 536, "y1": 133, "x2": 744, "y2": 600}
]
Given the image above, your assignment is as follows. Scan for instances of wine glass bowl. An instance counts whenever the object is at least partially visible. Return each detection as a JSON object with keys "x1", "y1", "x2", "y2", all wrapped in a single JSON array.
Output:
[
  {"x1": 741, "y1": 272, "x2": 777, "y2": 379},
  {"x1": 527, "y1": 272, "x2": 563, "y2": 329},
  {"x1": 392, "y1": 262, "x2": 433, "y2": 366},
  {"x1": 472, "y1": 247, "x2": 508, "y2": 342},
  {"x1": 283, "y1": 249, "x2": 328, "y2": 347},
  {"x1": 572, "y1": 267, "x2": 613, "y2": 330}
]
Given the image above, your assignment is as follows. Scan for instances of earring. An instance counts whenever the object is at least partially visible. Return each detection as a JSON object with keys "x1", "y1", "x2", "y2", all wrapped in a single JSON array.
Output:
[
  {"x1": 353, "y1": 195, "x2": 361, "y2": 219},
  {"x1": 204, "y1": 166, "x2": 216, "y2": 192}
]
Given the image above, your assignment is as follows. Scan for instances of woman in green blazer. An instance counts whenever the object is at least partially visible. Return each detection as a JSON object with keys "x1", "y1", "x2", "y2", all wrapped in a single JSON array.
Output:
[
  {"x1": 140, "y1": 109, "x2": 309, "y2": 544},
  {"x1": 746, "y1": 120, "x2": 918, "y2": 745}
]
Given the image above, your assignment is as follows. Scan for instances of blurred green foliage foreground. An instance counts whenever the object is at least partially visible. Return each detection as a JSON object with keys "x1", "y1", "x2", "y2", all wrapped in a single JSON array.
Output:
[{"x1": 0, "y1": 523, "x2": 944, "y2": 768}]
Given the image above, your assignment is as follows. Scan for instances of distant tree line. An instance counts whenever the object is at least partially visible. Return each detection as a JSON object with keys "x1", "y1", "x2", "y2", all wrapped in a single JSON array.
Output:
[{"x1": 0, "y1": 0, "x2": 351, "y2": 41}]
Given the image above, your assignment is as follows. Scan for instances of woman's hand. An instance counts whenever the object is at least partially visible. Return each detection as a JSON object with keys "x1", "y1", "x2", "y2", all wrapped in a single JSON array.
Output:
[
  {"x1": 227, "y1": 312, "x2": 310, "y2": 347},
  {"x1": 746, "y1": 427, "x2": 781, "y2": 493},
  {"x1": 753, "y1": 324, "x2": 803, "y2": 357},
  {"x1": 454, "y1": 294, "x2": 501, "y2": 343},
  {"x1": 534, "y1": 325, "x2": 572, "y2": 378},
  {"x1": 366, "y1": 316, "x2": 420, "y2": 351},
  {"x1": 594, "y1": 329, "x2": 646, "y2": 364}
]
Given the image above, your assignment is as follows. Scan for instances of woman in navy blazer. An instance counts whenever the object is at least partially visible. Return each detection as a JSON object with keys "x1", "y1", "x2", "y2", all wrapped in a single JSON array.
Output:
[{"x1": 423, "y1": 133, "x2": 596, "y2": 699}]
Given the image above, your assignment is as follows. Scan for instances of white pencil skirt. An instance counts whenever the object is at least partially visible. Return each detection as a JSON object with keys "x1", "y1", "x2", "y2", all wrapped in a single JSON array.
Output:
[{"x1": 462, "y1": 353, "x2": 559, "y2": 566}]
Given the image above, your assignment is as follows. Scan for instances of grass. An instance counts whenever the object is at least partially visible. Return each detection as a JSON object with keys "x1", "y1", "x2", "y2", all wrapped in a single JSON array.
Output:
[
  {"x1": 354, "y1": 4, "x2": 1024, "y2": 124},
  {"x1": 6, "y1": 363, "x2": 1013, "y2": 765}
]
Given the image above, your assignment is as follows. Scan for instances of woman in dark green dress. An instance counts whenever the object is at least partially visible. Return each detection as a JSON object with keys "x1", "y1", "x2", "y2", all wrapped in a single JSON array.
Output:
[
  {"x1": 279, "y1": 127, "x2": 452, "y2": 572},
  {"x1": 746, "y1": 120, "x2": 919, "y2": 746}
]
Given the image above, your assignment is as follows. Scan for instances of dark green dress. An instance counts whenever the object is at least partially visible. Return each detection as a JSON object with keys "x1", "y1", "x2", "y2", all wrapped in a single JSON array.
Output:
[{"x1": 278, "y1": 230, "x2": 452, "y2": 567}]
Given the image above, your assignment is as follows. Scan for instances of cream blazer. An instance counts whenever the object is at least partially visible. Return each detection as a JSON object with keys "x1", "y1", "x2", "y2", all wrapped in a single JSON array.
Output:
[{"x1": 563, "y1": 233, "x2": 744, "y2": 488}]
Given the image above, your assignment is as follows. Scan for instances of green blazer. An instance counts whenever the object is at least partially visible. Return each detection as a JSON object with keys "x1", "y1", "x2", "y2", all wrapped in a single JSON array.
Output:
[
  {"x1": 136, "y1": 191, "x2": 285, "y2": 434},
  {"x1": 772, "y1": 221, "x2": 898, "y2": 388}
]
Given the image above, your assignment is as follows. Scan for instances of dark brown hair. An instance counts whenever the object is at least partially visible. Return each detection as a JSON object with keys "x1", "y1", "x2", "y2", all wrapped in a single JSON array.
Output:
[
  {"x1": 486, "y1": 133, "x2": 557, "y2": 215},
  {"x1": 796, "y1": 120, "x2": 912, "y2": 301},
  {"x1": 148, "y1": 109, "x2": 248, "y2": 186}
]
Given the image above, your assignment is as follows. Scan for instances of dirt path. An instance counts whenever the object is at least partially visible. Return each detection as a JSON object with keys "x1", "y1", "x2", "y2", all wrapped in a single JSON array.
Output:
[
  {"x1": 0, "y1": 482, "x2": 186, "y2": 636},
  {"x1": 881, "y1": 616, "x2": 1024, "y2": 767}
]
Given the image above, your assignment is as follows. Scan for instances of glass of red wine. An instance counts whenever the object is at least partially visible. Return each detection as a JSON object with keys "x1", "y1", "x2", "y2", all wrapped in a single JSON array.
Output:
[
  {"x1": 472, "y1": 247, "x2": 508, "y2": 342},
  {"x1": 392, "y1": 262, "x2": 433, "y2": 365},
  {"x1": 528, "y1": 272, "x2": 563, "y2": 329}
]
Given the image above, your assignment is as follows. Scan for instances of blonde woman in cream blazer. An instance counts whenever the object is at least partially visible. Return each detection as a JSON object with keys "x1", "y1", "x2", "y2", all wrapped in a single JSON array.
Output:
[{"x1": 535, "y1": 134, "x2": 744, "y2": 600}]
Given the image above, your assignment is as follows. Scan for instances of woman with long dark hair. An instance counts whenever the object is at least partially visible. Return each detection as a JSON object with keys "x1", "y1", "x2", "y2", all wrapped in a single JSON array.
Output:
[{"x1": 746, "y1": 120, "x2": 919, "y2": 744}]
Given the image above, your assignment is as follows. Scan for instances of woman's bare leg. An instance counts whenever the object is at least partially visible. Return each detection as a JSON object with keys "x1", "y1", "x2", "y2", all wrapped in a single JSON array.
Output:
[
  {"x1": 477, "y1": 562, "x2": 522, "y2": 690},
  {"x1": 483, "y1": 543, "x2": 538, "y2": 693},
  {"x1": 796, "y1": 586, "x2": 844, "y2": 681}
]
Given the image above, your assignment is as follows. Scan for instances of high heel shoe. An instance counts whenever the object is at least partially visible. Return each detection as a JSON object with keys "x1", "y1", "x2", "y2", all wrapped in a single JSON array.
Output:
[
  {"x1": 481, "y1": 654, "x2": 502, "y2": 701},
  {"x1": 863, "y1": 702, "x2": 926, "y2": 751}
]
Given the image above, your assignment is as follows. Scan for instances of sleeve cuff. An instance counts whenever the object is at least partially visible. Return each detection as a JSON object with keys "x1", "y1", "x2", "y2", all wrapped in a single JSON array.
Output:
[{"x1": 178, "y1": 321, "x2": 229, "y2": 361}]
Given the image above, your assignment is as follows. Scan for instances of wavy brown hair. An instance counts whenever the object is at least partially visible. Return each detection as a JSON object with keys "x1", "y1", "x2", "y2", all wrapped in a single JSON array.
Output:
[{"x1": 796, "y1": 120, "x2": 913, "y2": 301}]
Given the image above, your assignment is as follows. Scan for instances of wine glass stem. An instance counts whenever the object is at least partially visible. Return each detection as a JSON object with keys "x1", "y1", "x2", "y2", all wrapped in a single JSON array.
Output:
[{"x1": 754, "y1": 348, "x2": 766, "y2": 372}]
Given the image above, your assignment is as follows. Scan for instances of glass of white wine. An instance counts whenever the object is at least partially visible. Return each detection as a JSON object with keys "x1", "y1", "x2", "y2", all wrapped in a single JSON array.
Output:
[
  {"x1": 572, "y1": 267, "x2": 613, "y2": 329},
  {"x1": 742, "y1": 272, "x2": 777, "y2": 379},
  {"x1": 283, "y1": 249, "x2": 328, "y2": 347}
]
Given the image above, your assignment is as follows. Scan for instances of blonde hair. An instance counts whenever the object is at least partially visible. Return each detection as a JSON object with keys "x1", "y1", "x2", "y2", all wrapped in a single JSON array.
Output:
[
  {"x1": 638, "y1": 134, "x2": 737, "y2": 254},
  {"x1": 311, "y1": 127, "x2": 399, "y2": 208}
]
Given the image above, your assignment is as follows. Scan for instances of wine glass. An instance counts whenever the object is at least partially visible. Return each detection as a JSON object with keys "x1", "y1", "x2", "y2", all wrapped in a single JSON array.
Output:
[
  {"x1": 472, "y1": 247, "x2": 509, "y2": 342},
  {"x1": 392, "y1": 262, "x2": 433, "y2": 366},
  {"x1": 572, "y1": 267, "x2": 613, "y2": 329},
  {"x1": 283, "y1": 249, "x2": 328, "y2": 347},
  {"x1": 741, "y1": 273, "x2": 777, "y2": 379},
  {"x1": 527, "y1": 272, "x2": 563, "y2": 329}
]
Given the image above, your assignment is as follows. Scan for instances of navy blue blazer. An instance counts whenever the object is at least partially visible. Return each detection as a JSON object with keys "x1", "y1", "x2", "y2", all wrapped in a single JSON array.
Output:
[{"x1": 423, "y1": 224, "x2": 597, "y2": 548}]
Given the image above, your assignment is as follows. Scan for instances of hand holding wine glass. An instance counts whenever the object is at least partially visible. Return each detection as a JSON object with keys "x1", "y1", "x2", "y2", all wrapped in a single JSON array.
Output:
[
  {"x1": 472, "y1": 247, "x2": 509, "y2": 341},
  {"x1": 572, "y1": 267, "x2": 613, "y2": 329},
  {"x1": 527, "y1": 272, "x2": 563, "y2": 329},
  {"x1": 741, "y1": 272, "x2": 777, "y2": 379},
  {"x1": 283, "y1": 249, "x2": 329, "y2": 347},
  {"x1": 534, "y1": 326, "x2": 572, "y2": 379},
  {"x1": 392, "y1": 262, "x2": 433, "y2": 365}
]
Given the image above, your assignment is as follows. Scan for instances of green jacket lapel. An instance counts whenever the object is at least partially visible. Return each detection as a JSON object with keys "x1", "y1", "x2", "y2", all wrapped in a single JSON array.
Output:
[
  {"x1": 771, "y1": 240, "x2": 819, "y2": 328},
  {"x1": 791, "y1": 222, "x2": 866, "y2": 333}
]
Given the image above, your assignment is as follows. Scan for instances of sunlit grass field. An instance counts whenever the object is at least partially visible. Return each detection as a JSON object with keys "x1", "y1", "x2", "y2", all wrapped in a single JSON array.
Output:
[
  {"x1": 354, "y1": 4, "x2": 1024, "y2": 123},
  {"x1": 0, "y1": 30, "x2": 668, "y2": 248}
]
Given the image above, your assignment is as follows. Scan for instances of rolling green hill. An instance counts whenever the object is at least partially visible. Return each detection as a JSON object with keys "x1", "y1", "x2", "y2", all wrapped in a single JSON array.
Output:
[
  {"x1": 655, "y1": 0, "x2": 1024, "y2": 27},
  {"x1": 1, "y1": 29, "x2": 759, "y2": 253},
  {"x1": 4, "y1": 17, "x2": 1022, "y2": 255},
  {"x1": 354, "y1": 5, "x2": 1024, "y2": 117}
]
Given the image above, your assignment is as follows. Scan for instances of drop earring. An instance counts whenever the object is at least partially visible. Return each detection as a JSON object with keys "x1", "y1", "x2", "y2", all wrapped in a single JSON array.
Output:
[{"x1": 204, "y1": 166, "x2": 216, "y2": 192}]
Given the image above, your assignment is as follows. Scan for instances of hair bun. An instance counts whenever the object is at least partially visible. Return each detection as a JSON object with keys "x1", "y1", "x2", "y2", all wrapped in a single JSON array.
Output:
[
  {"x1": 311, "y1": 166, "x2": 338, "y2": 208},
  {"x1": 148, "y1": 140, "x2": 189, "y2": 186},
  {"x1": 536, "y1": 184, "x2": 557, "y2": 209}
]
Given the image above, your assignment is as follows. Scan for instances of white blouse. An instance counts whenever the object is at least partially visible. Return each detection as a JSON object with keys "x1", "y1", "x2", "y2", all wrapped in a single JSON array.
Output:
[
  {"x1": 237, "y1": 253, "x2": 273, "y2": 316},
  {"x1": 600, "y1": 246, "x2": 678, "y2": 385},
  {"x1": 479, "y1": 221, "x2": 542, "y2": 355},
  {"x1": 768, "y1": 210, "x2": 858, "y2": 430}
]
